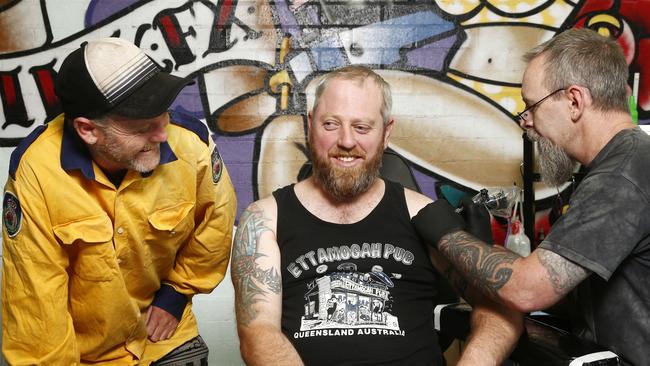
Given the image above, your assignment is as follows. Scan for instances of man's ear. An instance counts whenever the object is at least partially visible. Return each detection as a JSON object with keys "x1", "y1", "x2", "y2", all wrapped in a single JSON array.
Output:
[
  {"x1": 383, "y1": 118, "x2": 395, "y2": 149},
  {"x1": 567, "y1": 85, "x2": 590, "y2": 122},
  {"x1": 73, "y1": 117, "x2": 100, "y2": 145},
  {"x1": 307, "y1": 112, "x2": 313, "y2": 131}
]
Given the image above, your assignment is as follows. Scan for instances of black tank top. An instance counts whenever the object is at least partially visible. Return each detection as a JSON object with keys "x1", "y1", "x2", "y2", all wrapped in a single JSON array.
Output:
[{"x1": 274, "y1": 180, "x2": 443, "y2": 366}]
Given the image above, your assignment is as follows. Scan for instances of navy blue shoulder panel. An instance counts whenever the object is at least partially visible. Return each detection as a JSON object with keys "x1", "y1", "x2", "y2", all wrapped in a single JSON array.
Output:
[
  {"x1": 9, "y1": 125, "x2": 49, "y2": 180},
  {"x1": 169, "y1": 109, "x2": 209, "y2": 145}
]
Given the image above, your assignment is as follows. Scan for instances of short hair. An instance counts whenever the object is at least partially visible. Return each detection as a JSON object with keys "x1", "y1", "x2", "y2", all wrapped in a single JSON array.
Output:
[
  {"x1": 312, "y1": 65, "x2": 392, "y2": 124},
  {"x1": 524, "y1": 28, "x2": 629, "y2": 113},
  {"x1": 64, "y1": 113, "x2": 110, "y2": 129}
]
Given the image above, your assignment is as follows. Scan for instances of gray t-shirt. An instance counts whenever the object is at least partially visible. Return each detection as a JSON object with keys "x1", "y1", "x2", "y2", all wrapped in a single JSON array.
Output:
[{"x1": 540, "y1": 127, "x2": 650, "y2": 365}]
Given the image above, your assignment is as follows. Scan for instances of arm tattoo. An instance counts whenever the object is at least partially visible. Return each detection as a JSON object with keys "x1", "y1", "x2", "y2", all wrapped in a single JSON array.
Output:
[
  {"x1": 537, "y1": 249, "x2": 590, "y2": 296},
  {"x1": 232, "y1": 204, "x2": 282, "y2": 325},
  {"x1": 438, "y1": 231, "x2": 520, "y2": 298},
  {"x1": 443, "y1": 263, "x2": 468, "y2": 299}
]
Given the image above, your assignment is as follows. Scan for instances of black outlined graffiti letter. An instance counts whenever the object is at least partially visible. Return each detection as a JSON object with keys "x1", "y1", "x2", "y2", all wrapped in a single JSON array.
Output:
[
  {"x1": 29, "y1": 60, "x2": 62, "y2": 123},
  {"x1": 0, "y1": 67, "x2": 34, "y2": 130},
  {"x1": 153, "y1": 4, "x2": 197, "y2": 69}
]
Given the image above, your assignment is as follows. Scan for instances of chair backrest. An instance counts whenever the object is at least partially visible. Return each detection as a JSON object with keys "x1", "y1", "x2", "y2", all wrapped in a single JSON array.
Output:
[{"x1": 379, "y1": 149, "x2": 420, "y2": 192}]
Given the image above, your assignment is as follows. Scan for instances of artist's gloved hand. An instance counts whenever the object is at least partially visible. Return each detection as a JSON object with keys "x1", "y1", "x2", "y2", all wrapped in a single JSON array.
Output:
[
  {"x1": 412, "y1": 199, "x2": 466, "y2": 248},
  {"x1": 459, "y1": 195, "x2": 493, "y2": 244}
]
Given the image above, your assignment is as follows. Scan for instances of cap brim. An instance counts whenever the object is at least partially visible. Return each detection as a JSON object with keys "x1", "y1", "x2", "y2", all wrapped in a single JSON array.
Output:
[{"x1": 110, "y1": 72, "x2": 194, "y2": 119}]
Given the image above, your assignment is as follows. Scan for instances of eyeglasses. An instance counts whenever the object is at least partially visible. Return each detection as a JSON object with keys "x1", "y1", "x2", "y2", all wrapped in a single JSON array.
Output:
[{"x1": 514, "y1": 88, "x2": 565, "y2": 123}]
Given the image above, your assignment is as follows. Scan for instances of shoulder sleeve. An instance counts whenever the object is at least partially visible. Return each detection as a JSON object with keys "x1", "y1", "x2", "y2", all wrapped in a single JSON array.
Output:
[
  {"x1": 9, "y1": 125, "x2": 48, "y2": 180},
  {"x1": 169, "y1": 109, "x2": 209, "y2": 146},
  {"x1": 163, "y1": 134, "x2": 237, "y2": 295},
  {"x1": 540, "y1": 173, "x2": 650, "y2": 280}
]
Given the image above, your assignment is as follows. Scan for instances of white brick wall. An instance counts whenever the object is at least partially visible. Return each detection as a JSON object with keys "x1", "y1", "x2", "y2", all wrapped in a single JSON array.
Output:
[
  {"x1": 193, "y1": 267, "x2": 245, "y2": 365},
  {"x1": 0, "y1": 260, "x2": 244, "y2": 365}
]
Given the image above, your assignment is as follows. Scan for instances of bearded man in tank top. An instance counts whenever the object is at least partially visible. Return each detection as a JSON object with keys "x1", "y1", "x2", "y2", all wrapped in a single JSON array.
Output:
[{"x1": 231, "y1": 65, "x2": 523, "y2": 366}]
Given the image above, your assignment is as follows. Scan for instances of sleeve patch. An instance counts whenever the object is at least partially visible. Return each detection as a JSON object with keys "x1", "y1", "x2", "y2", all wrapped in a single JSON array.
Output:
[
  {"x1": 3, "y1": 191, "x2": 22, "y2": 237},
  {"x1": 211, "y1": 145, "x2": 223, "y2": 184}
]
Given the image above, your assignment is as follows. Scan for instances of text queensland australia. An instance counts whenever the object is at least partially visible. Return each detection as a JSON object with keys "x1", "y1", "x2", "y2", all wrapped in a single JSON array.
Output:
[{"x1": 294, "y1": 328, "x2": 406, "y2": 338}]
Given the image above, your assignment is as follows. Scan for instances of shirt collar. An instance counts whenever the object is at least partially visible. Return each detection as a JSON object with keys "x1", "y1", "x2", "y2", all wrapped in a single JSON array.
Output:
[{"x1": 60, "y1": 120, "x2": 177, "y2": 181}]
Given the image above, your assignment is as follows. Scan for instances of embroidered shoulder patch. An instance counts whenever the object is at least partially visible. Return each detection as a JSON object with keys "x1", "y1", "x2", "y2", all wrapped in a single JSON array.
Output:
[
  {"x1": 3, "y1": 192, "x2": 22, "y2": 237},
  {"x1": 211, "y1": 146, "x2": 223, "y2": 184}
]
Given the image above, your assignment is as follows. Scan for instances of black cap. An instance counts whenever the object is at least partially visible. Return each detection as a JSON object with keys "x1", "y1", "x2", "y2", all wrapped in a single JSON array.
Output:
[{"x1": 55, "y1": 37, "x2": 193, "y2": 120}]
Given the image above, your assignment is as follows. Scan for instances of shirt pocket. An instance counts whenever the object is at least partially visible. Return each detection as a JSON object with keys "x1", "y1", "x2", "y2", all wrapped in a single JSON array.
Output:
[
  {"x1": 53, "y1": 214, "x2": 116, "y2": 282},
  {"x1": 148, "y1": 201, "x2": 195, "y2": 233}
]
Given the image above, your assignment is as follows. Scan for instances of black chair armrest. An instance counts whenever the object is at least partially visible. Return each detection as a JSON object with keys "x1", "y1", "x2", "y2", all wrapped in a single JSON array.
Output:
[{"x1": 435, "y1": 304, "x2": 621, "y2": 366}]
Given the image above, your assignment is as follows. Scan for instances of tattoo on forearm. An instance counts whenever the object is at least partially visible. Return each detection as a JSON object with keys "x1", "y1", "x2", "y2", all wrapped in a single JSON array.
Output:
[
  {"x1": 537, "y1": 249, "x2": 590, "y2": 296},
  {"x1": 438, "y1": 231, "x2": 520, "y2": 298},
  {"x1": 232, "y1": 204, "x2": 281, "y2": 325},
  {"x1": 443, "y1": 264, "x2": 468, "y2": 298}
]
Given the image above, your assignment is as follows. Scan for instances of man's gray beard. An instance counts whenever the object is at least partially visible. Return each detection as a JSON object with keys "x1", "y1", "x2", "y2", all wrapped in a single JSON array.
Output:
[
  {"x1": 527, "y1": 129, "x2": 577, "y2": 187},
  {"x1": 310, "y1": 142, "x2": 383, "y2": 202}
]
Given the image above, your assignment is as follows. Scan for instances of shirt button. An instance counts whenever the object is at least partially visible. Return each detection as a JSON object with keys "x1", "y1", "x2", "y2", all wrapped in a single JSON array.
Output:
[
  {"x1": 116, "y1": 258, "x2": 123, "y2": 264},
  {"x1": 117, "y1": 227, "x2": 124, "y2": 235}
]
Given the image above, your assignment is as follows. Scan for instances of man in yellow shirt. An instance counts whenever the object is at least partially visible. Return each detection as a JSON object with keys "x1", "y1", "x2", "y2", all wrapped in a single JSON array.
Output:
[{"x1": 2, "y1": 38, "x2": 237, "y2": 365}]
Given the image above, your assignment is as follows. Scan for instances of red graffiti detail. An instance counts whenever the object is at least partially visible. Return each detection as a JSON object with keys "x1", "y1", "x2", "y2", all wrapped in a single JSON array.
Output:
[
  {"x1": 34, "y1": 69, "x2": 59, "y2": 107},
  {"x1": 1, "y1": 75, "x2": 16, "y2": 107},
  {"x1": 161, "y1": 15, "x2": 181, "y2": 48},
  {"x1": 575, "y1": 0, "x2": 614, "y2": 17},
  {"x1": 216, "y1": 0, "x2": 234, "y2": 32}
]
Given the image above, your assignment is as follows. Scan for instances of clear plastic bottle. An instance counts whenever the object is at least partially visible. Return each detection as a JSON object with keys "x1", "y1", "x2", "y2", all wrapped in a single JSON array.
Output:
[{"x1": 506, "y1": 220, "x2": 531, "y2": 257}]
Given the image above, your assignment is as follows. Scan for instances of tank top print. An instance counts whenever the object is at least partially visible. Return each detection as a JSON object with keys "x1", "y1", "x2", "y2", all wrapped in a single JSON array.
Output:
[{"x1": 273, "y1": 180, "x2": 444, "y2": 365}]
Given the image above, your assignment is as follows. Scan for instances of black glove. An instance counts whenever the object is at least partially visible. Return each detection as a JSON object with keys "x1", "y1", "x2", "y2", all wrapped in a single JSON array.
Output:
[
  {"x1": 412, "y1": 199, "x2": 466, "y2": 248},
  {"x1": 458, "y1": 195, "x2": 493, "y2": 244}
]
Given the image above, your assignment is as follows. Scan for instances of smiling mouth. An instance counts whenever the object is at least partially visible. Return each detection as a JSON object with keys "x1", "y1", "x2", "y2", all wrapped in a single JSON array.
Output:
[
  {"x1": 337, "y1": 156, "x2": 356, "y2": 162},
  {"x1": 141, "y1": 145, "x2": 157, "y2": 153}
]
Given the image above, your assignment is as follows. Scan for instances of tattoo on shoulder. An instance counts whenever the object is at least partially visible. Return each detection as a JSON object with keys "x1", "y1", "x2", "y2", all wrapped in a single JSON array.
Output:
[
  {"x1": 232, "y1": 204, "x2": 282, "y2": 325},
  {"x1": 537, "y1": 249, "x2": 590, "y2": 296},
  {"x1": 438, "y1": 231, "x2": 520, "y2": 298}
]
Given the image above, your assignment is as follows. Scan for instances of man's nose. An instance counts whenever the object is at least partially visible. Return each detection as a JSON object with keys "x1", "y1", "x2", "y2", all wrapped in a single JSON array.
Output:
[
  {"x1": 520, "y1": 117, "x2": 533, "y2": 130},
  {"x1": 337, "y1": 126, "x2": 356, "y2": 149},
  {"x1": 150, "y1": 125, "x2": 168, "y2": 143}
]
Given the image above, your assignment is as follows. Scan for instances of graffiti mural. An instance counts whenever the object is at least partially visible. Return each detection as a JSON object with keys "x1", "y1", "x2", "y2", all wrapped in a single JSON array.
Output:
[{"x1": 1, "y1": 0, "x2": 648, "y2": 242}]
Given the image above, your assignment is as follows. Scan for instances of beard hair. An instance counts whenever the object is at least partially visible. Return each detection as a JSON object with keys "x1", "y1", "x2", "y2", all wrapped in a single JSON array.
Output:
[
  {"x1": 310, "y1": 133, "x2": 384, "y2": 202},
  {"x1": 94, "y1": 132, "x2": 161, "y2": 173},
  {"x1": 129, "y1": 146, "x2": 160, "y2": 173},
  {"x1": 527, "y1": 129, "x2": 577, "y2": 187}
]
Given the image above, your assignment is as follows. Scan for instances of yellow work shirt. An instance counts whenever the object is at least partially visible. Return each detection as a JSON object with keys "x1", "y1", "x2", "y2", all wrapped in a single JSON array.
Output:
[{"x1": 2, "y1": 112, "x2": 236, "y2": 365}]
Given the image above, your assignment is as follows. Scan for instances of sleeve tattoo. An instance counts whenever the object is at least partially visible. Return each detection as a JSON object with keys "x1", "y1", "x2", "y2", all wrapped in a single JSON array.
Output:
[
  {"x1": 443, "y1": 263, "x2": 469, "y2": 299},
  {"x1": 232, "y1": 204, "x2": 282, "y2": 325},
  {"x1": 536, "y1": 249, "x2": 590, "y2": 296},
  {"x1": 438, "y1": 231, "x2": 520, "y2": 298}
]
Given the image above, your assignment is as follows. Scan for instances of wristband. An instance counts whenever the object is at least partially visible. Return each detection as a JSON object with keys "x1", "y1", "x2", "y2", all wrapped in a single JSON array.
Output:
[
  {"x1": 152, "y1": 284, "x2": 188, "y2": 320},
  {"x1": 412, "y1": 199, "x2": 466, "y2": 247}
]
